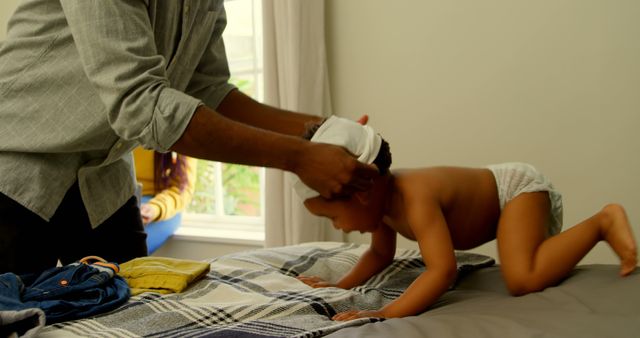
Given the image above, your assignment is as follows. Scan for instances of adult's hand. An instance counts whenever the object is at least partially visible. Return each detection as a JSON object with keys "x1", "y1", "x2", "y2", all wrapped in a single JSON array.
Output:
[
  {"x1": 293, "y1": 142, "x2": 379, "y2": 199},
  {"x1": 140, "y1": 203, "x2": 159, "y2": 225}
]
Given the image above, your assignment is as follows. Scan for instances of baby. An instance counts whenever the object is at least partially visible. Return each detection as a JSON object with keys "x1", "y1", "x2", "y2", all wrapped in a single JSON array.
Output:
[{"x1": 295, "y1": 116, "x2": 638, "y2": 320}]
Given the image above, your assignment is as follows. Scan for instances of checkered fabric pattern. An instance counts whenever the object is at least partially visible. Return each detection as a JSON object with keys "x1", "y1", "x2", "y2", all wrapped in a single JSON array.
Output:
[{"x1": 41, "y1": 242, "x2": 494, "y2": 338}]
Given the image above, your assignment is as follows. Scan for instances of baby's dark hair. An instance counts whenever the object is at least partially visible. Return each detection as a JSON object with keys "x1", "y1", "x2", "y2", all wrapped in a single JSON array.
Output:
[{"x1": 302, "y1": 119, "x2": 392, "y2": 175}]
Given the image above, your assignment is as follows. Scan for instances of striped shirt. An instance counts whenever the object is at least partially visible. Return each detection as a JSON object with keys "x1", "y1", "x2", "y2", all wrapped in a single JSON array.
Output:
[{"x1": 0, "y1": 0, "x2": 235, "y2": 226}]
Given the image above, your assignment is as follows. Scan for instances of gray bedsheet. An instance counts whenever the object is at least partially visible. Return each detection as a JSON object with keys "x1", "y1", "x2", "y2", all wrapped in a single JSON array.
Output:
[{"x1": 326, "y1": 264, "x2": 640, "y2": 338}]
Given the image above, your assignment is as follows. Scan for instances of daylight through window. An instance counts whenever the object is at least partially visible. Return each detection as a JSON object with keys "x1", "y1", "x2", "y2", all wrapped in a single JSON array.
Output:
[{"x1": 184, "y1": 0, "x2": 265, "y2": 231}]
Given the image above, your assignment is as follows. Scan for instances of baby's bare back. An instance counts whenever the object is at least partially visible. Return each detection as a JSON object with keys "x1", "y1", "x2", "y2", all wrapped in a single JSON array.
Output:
[{"x1": 394, "y1": 166, "x2": 501, "y2": 249}]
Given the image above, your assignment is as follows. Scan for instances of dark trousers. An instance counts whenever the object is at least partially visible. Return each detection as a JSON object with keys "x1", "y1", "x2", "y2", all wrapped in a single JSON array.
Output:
[{"x1": 0, "y1": 182, "x2": 148, "y2": 274}]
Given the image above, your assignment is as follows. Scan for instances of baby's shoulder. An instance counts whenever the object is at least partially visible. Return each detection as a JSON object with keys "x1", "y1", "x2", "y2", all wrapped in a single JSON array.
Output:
[
  {"x1": 393, "y1": 166, "x2": 457, "y2": 186},
  {"x1": 393, "y1": 168, "x2": 444, "y2": 199},
  {"x1": 394, "y1": 166, "x2": 483, "y2": 204}
]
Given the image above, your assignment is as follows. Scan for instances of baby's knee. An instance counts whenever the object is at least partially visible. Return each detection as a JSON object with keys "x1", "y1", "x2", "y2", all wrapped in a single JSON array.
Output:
[
  {"x1": 504, "y1": 275, "x2": 546, "y2": 297},
  {"x1": 596, "y1": 203, "x2": 627, "y2": 230},
  {"x1": 600, "y1": 203, "x2": 626, "y2": 219}
]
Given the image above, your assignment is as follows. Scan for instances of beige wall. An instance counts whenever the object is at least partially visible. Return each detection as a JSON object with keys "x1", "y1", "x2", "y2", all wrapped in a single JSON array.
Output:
[{"x1": 327, "y1": 0, "x2": 640, "y2": 264}]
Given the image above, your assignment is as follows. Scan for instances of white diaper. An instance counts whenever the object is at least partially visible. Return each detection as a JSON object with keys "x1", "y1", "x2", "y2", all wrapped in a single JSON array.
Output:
[{"x1": 487, "y1": 162, "x2": 563, "y2": 237}]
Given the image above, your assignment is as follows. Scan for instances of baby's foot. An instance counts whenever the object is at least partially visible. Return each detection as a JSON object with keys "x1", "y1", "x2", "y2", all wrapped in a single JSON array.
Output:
[{"x1": 600, "y1": 204, "x2": 637, "y2": 276}]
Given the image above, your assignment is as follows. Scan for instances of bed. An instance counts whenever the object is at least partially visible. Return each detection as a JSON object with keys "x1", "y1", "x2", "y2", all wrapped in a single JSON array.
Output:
[{"x1": 38, "y1": 241, "x2": 640, "y2": 338}]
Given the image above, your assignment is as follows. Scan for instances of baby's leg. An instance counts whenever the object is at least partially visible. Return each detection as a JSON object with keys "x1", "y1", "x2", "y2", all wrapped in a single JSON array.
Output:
[
  {"x1": 599, "y1": 203, "x2": 637, "y2": 276},
  {"x1": 496, "y1": 192, "x2": 637, "y2": 296}
]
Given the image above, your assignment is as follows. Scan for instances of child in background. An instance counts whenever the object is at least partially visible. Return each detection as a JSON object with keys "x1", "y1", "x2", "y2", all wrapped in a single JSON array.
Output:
[
  {"x1": 133, "y1": 148, "x2": 197, "y2": 254},
  {"x1": 295, "y1": 116, "x2": 637, "y2": 320}
]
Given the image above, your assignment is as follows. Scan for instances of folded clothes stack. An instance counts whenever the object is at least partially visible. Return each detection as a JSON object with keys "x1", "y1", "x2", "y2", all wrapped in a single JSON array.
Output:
[{"x1": 118, "y1": 256, "x2": 210, "y2": 296}]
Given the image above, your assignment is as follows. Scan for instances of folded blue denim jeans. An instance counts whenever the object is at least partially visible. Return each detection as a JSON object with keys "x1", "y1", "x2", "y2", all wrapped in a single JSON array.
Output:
[{"x1": 0, "y1": 256, "x2": 129, "y2": 325}]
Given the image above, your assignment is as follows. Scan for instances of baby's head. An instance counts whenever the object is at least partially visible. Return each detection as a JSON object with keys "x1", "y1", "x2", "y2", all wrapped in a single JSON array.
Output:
[
  {"x1": 300, "y1": 117, "x2": 392, "y2": 233},
  {"x1": 302, "y1": 120, "x2": 391, "y2": 175}
]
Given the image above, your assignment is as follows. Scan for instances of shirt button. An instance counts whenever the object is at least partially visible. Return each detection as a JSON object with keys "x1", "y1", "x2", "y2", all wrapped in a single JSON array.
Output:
[{"x1": 115, "y1": 143, "x2": 122, "y2": 150}]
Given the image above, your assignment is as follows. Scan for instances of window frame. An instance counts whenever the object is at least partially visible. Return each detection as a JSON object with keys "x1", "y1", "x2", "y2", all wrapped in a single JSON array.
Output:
[{"x1": 179, "y1": 0, "x2": 265, "y2": 240}]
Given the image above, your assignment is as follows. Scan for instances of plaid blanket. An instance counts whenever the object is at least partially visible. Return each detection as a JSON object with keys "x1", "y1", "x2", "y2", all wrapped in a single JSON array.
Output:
[{"x1": 40, "y1": 242, "x2": 494, "y2": 338}]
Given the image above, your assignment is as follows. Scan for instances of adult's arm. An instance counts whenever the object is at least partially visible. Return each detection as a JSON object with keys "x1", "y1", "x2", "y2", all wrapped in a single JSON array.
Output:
[
  {"x1": 60, "y1": 1, "x2": 376, "y2": 197},
  {"x1": 145, "y1": 156, "x2": 198, "y2": 222},
  {"x1": 171, "y1": 104, "x2": 377, "y2": 198},
  {"x1": 216, "y1": 89, "x2": 323, "y2": 136}
]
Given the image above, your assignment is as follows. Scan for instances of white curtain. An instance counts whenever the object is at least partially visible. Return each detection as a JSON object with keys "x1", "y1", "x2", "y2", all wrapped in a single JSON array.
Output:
[{"x1": 262, "y1": 0, "x2": 344, "y2": 247}]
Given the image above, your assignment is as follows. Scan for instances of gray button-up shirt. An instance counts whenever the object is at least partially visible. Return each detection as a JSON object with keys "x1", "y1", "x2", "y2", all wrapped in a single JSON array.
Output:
[{"x1": 0, "y1": 0, "x2": 235, "y2": 226}]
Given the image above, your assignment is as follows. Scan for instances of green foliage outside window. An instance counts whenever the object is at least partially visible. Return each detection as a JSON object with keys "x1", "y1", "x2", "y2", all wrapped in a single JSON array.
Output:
[{"x1": 187, "y1": 161, "x2": 260, "y2": 216}]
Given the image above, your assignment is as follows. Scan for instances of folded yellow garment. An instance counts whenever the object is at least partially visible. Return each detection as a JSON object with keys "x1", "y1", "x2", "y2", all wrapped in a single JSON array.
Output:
[{"x1": 118, "y1": 257, "x2": 210, "y2": 296}]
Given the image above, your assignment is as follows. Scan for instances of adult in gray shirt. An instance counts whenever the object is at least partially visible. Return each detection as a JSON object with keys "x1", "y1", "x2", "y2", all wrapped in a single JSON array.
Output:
[{"x1": 0, "y1": 1, "x2": 377, "y2": 274}]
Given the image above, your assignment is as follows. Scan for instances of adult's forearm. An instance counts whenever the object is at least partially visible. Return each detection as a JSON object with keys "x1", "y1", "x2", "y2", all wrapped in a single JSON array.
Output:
[
  {"x1": 171, "y1": 101, "x2": 379, "y2": 199},
  {"x1": 170, "y1": 104, "x2": 304, "y2": 171},
  {"x1": 217, "y1": 89, "x2": 324, "y2": 136}
]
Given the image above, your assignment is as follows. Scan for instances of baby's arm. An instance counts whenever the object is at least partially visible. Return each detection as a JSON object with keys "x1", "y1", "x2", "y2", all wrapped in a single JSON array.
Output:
[
  {"x1": 334, "y1": 201, "x2": 458, "y2": 320},
  {"x1": 297, "y1": 224, "x2": 396, "y2": 289},
  {"x1": 382, "y1": 201, "x2": 457, "y2": 317},
  {"x1": 335, "y1": 223, "x2": 397, "y2": 289}
]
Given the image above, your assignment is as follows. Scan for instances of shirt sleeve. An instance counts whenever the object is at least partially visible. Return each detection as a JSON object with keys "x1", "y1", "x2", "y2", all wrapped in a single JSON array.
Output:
[
  {"x1": 147, "y1": 156, "x2": 198, "y2": 221},
  {"x1": 59, "y1": 0, "x2": 200, "y2": 152},
  {"x1": 184, "y1": 4, "x2": 237, "y2": 109}
]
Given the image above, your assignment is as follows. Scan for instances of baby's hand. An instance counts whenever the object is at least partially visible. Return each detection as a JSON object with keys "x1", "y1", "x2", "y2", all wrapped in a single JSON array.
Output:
[
  {"x1": 332, "y1": 309, "x2": 385, "y2": 321},
  {"x1": 296, "y1": 275, "x2": 336, "y2": 288}
]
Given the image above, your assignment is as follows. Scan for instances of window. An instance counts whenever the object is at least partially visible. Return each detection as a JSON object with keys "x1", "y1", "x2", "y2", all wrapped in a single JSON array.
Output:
[{"x1": 182, "y1": 0, "x2": 265, "y2": 242}]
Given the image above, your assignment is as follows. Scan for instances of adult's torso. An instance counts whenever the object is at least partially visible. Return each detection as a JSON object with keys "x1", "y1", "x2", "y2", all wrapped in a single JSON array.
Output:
[{"x1": 0, "y1": 0, "x2": 225, "y2": 226}]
